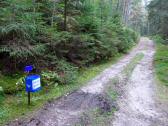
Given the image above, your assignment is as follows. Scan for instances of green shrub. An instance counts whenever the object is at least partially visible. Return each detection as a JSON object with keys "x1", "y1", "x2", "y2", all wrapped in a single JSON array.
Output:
[
  {"x1": 152, "y1": 35, "x2": 165, "y2": 44},
  {"x1": 0, "y1": 74, "x2": 24, "y2": 94},
  {"x1": 153, "y1": 35, "x2": 168, "y2": 86},
  {"x1": 0, "y1": 86, "x2": 4, "y2": 104},
  {"x1": 77, "y1": 16, "x2": 99, "y2": 33},
  {"x1": 116, "y1": 28, "x2": 138, "y2": 53},
  {"x1": 41, "y1": 71, "x2": 60, "y2": 86},
  {"x1": 41, "y1": 60, "x2": 78, "y2": 85},
  {"x1": 100, "y1": 24, "x2": 138, "y2": 54},
  {"x1": 55, "y1": 60, "x2": 78, "y2": 84},
  {"x1": 0, "y1": 0, "x2": 139, "y2": 94}
]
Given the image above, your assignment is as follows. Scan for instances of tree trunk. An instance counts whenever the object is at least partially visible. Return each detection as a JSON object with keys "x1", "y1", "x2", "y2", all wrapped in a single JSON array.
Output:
[
  {"x1": 64, "y1": 0, "x2": 68, "y2": 31},
  {"x1": 32, "y1": 0, "x2": 36, "y2": 25},
  {"x1": 51, "y1": 1, "x2": 56, "y2": 27},
  {"x1": 32, "y1": 0, "x2": 36, "y2": 13},
  {"x1": 116, "y1": 0, "x2": 120, "y2": 11}
]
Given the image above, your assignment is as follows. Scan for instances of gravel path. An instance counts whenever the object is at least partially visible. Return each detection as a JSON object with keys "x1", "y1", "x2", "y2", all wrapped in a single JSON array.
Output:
[
  {"x1": 112, "y1": 38, "x2": 168, "y2": 126},
  {"x1": 7, "y1": 38, "x2": 168, "y2": 126}
]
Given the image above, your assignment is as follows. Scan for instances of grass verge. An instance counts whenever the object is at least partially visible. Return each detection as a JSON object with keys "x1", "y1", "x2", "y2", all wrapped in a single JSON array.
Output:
[
  {"x1": 122, "y1": 53, "x2": 144, "y2": 77},
  {"x1": 154, "y1": 43, "x2": 168, "y2": 86},
  {"x1": 153, "y1": 36, "x2": 168, "y2": 101},
  {"x1": 0, "y1": 54, "x2": 123, "y2": 125}
]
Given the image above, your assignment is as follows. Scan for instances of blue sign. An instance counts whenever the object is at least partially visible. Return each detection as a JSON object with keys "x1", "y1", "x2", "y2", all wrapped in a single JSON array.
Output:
[
  {"x1": 25, "y1": 75, "x2": 41, "y2": 92},
  {"x1": 24, "y1": 65, "x2": 33, "y2": 72}
]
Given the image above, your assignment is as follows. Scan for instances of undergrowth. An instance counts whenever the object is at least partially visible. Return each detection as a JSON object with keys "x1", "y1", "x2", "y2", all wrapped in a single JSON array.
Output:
[
  {"x1": 0, "y1": 0, "x2": 139, "y2": 125},
  {"x1": 0, "y1": 54, "x2": 122, "y2": 125},
  {"x1": 153, "y1": 36, "x2": 168, "y2": 86},
  {"x1": 152, "y1": 35, "x2": 168, "y2": 101}
]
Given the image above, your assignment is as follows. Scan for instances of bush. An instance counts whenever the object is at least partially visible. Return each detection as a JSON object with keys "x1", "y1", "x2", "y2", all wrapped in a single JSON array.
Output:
[
  {"x1": 55, "y1": 60, "x2": 78, "y2": 84},
  {"x1": 99, "y1": 23, "x2": 138, "y2": 54},
  {"x1": 116, "y1": 28, "x2": 138, "y2": 53},
  {"x1": 0, "y1": 74, "x2": 24, "y2": 94},
  {"x1": 77, "y1": 16, "x2": 99, "y2": 33},
  {"x1": 42, "y1": 60, "x2": 78, "y2": 85},
  {"x1": 153, "y1": 35, "x2": 168, "y2": 86},
  {"x1": 41, "y1": 71, "x2": 60, "y2": 86},
  {"x1": 0, "y1": 86, "x2": 4, "y2": 104},
  {"x1": 152, "y1": 35, "x2": 165, "y2": 44},
  {"x1": 0, "y1": 0, "x2": 139, "y2": 95}
]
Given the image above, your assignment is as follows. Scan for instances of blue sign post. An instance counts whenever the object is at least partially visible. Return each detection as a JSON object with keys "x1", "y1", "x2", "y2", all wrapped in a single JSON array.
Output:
[
  {"x1": 24, "y1": 65, "x2": 33, "y2": 73},
  {"x1": 25, "y1": 75, "x2": 41, "y2": 92},
  {"x1": 24, "y1": 66, "x2": 41, "y2": 105}
]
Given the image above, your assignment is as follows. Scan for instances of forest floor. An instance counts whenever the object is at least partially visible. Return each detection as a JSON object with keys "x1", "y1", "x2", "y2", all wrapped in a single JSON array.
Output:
[{"x1": 6, "y1": 38, "x2": 168, "y2": 126}]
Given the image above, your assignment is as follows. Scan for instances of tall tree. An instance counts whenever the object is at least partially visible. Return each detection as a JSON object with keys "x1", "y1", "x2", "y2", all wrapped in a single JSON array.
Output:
[
  {"x1": 64, "y1": 0, "x2": 68, "y2": 31},
  {"x1": 148, "y1": 0, "x2": 168, "y2": 38}
]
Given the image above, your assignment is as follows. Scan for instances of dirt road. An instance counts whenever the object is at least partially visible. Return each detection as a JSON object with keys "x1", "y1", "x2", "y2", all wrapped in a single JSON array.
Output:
[
  {"x1": 112, "y1": 38, "x2": 168, "y2": 126},
  {"x1": 7, "y1": 38, "x2": 168, "y2": 126}
]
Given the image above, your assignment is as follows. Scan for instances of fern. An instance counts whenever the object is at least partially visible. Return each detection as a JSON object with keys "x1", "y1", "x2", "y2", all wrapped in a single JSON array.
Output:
[
  {"x1": 0, "y1": 23, "x2": 37, "y2": 40},
  {"x1": 0, "y1": 43, "x2": 47, "y2": 58}
]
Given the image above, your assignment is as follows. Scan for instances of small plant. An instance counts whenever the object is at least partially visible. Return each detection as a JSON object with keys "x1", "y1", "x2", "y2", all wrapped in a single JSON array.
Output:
[
  {"x1": 153, "y1": 35, "x2": 168, "y2": 86},
  {"x1": 56, "y1": 60, "x2": 78, "y2": 84},
  {"x1": 0, "y1": 86, "x2": 4, "y2": 104},
  {"x1": 41, "y1": 71, "x2": 60, "y2": 86},
  {"x1": 15, "y1": 76, "x2": 26, "y2": 92}
]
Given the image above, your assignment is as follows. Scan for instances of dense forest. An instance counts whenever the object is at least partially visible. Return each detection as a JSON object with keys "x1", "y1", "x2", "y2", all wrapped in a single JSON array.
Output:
[
  {"x1": 0, "y1": 0, "x2": 144, "y2": 94},
  {"x1": 2, "y1": 0, "x2": 168, "y2": 125},
  {"x1": 0, "y1": 0, "x2": 144, "y2": 123},
  {"x1": 148, "y1": 0, "x2": 168, "y2": 87},
  {"x1": 148, "y1": 0, "x2": 168, "y2": 39}
]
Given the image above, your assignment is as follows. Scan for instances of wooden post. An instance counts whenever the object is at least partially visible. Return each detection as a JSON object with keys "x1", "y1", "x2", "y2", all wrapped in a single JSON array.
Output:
[{"x1": 28, "y1": 91, "x2": 30, "y2": 105}]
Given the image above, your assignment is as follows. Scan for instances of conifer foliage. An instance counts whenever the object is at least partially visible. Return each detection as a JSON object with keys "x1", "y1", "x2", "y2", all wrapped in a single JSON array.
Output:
[
  {"x1": 0, "y1": 0, "x2": 140, "y2": 88},
  {"x1": 148, "y1": 0, "x2": 168, "y2": 39}
]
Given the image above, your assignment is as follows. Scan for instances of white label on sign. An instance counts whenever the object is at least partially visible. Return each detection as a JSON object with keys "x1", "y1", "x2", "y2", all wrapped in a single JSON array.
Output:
[{"x1": 32, "y1": 78, "x2": 41, "y2": 90}]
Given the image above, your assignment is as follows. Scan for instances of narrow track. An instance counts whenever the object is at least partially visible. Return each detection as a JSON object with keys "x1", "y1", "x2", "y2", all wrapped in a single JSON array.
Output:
[
  {"x1": 113, "y1": 38, "x2": 168, "y2": 126},
  {"x1": 7, "y1": 38, "x2": 168, "y2": 126}
]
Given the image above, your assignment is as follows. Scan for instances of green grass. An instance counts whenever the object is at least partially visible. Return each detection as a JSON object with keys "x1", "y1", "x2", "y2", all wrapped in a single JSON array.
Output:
[
  {"x1": 152, "y1": 35, "x2": 168, "y2": 101},
  {"x1": 123, "y1": 53, "x2": 144, "y2": 76},
  {"x1": 154, "y1": 43, "x2": 168, "y2": 86},
  {"x1": 0, "y1": 74, "x2": 24, "y2": 94},
  {"x1": 0, "y1": 54, "x2": 123, "y2": 126}
]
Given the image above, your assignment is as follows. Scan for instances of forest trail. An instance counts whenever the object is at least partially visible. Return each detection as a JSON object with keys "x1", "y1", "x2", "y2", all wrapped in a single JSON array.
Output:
[
  {"x1": 7, "y1": 38, "x2": 168, "y2": 126},
  {"x1": 112, "y1": 38, "x2": 168, "y2": 126}
]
